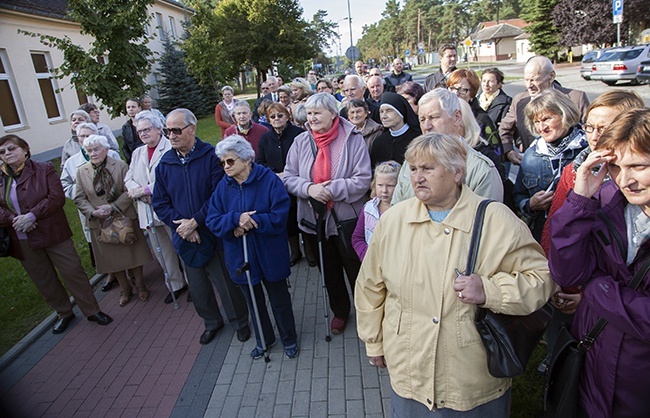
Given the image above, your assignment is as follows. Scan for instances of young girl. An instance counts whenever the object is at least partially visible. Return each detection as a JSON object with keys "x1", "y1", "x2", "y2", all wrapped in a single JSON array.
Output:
[{"x1": 351, "y1": 161, "x2": 401, "y2": 261}]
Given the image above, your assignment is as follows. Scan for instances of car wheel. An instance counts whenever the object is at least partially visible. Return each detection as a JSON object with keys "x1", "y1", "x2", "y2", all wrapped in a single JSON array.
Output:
[
  {"x1": 629, "y1": 78, "x2": 640, "y2": 86},
  {"x1": 603, "y1": 80, "x2": 618, "y2": 86}
]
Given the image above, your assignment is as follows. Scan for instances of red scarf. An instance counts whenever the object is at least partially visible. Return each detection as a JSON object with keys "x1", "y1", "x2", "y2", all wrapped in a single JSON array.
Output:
[{"x1": 312, "y1": 117, "x2": 339, "y2": 209}]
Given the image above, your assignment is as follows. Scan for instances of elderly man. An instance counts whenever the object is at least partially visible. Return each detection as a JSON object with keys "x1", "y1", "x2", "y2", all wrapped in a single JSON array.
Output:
[
  {"x1": 366, "y1": 75, "x2": 384, "y2": 106},
  {"x1": 153, "y1": 108, "x2": 250, "y2": 345},
  {"x1": 253, "y1": 76, "x2": 280, "y2": 121},
  {"x1": 386, "y1": 58, "x2": 413, "y2": 87},
  {"x1": 499, "y1": 55, "x2": 589, "y2": 165},
  {"x1": 342, "y1": 75, "x2": 380, "y2": 123},
  {"x1": 370, "y1": 92, "x2": 421, "y2": 168},
  {"x1": 369, "y1": 67, "x2": 396, "y2": 93},
  {"x1": 424, "y1": 44, "x2": 458, "y2": 92},
  {"x1": 224, "y1": 101, "x2": 269, "y2": 155},
  {"x1": 392, "y1": 89, "x2": 503, "y2": 204}
]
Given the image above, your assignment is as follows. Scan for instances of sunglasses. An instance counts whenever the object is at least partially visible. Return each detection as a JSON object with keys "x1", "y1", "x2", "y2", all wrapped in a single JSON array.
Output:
[
  {"x1": 162, "y1": 124, "x2": 191, "y2": 136},
  {"x1": 220, "y1": 157, "x2": 239, "y2": 167},
  {"x1": 268, "y1": 113, "x2": 286, "y2": 120}
]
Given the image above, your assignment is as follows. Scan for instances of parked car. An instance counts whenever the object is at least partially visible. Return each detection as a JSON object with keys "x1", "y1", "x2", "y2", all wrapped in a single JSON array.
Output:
[
  {"x1": 403, "y1": 62, "x2": 412, "y2": 71},
  {"x1": 637, "y1": 60, "x2": 650, "y2": 84},
  {"x1": 590, "y1": 44, "x2": 650, "y2": 86},
  {"x1": 580, "y1": 48, "x2": 615, "y2": 80}
]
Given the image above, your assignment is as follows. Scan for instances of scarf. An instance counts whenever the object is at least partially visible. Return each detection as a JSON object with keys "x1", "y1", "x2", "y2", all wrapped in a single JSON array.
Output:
[
  {"x1": 238, "y1": 123, "x2": 251, "y2": 136},
  {"x1": 312, "y1": 117, "x2": 340, "y2": 208},
  {"x1": 221, "y1": 100, "x2": 236, "y2": 125},
  {"x1": 479, "y1": 90, "x2": 499, "y2": 111},
  {"x1": 80, "y1": 147, "x2": 90, "y2": 162},
  {"x1": 92, "y1": 158, "x2": 116, "y2": 202},
  {"x1": 1, "y1": 160, "x2": 26, "y2": 214},
  {"x1": 534, "y1": 126, "x2": 588, "y2": 187}
]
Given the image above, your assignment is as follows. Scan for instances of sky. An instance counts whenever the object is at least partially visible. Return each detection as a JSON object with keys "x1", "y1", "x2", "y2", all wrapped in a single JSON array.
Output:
[{"x1": 299, "y1": 0, "x2": 384, "y2": 55}]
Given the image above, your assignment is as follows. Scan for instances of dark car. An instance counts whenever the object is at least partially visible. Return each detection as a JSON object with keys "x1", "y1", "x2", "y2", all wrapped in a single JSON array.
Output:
[{"x1": 637, "y1": 60, "x2": 650, "y2": 84}]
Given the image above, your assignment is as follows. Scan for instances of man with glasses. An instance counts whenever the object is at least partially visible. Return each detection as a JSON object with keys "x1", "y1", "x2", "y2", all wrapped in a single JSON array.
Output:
[
  {"x1": 499, "y1": 56, "x2": 589, "y2": 165},
  {"x1": 224, "y1": 102, "x2": 269, "y2": 155},
  {"x1": 253, "y1": 76, "x2": 280, "y2": 122},
  {"x1": 153, "y1": 108, "x2": 250, "y2": 345}
]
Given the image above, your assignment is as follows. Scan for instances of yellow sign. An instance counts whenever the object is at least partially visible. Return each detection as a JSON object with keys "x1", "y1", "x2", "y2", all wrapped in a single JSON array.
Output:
[{"x1": 464, "y1": 38, "x2": 472, "y2": 47}]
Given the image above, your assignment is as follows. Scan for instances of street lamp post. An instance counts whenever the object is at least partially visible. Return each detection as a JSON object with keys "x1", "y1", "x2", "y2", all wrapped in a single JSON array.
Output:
[{"x1": 347, "y1": 0, "x2": 355, "y2": 62}]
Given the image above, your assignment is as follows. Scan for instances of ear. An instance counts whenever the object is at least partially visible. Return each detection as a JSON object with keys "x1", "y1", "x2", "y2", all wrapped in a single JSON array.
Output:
[
  {"x1": 452, "y1": 109, "x2": 462, "y2": 126},
  {"x1": 549, "y1": 70, "x2": 556, "y2": 81},
  {"x1": 454, "y1": 168, "x2": 463, "y2": 184}
]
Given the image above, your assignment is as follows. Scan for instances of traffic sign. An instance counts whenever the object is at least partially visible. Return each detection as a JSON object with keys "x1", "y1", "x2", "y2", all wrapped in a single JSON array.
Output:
[
  {"x1": 345, "y1": 46, "x2": 360, "y2": 62},
  {"x1": 418, "y1": 42, "x2": 424, "y2": 50},
  {"x1": 463, "y1": 38, "x2": 472, "y2": 47},
  {"x1": 405, "y1": 49, "x2": 410, "y2": 57},
  {"x1": 613, "y1": 0, "x2": 623, "y2": 23},
  {"x1": 418, "y1": 48, "x2": 424, "y2": 55}
]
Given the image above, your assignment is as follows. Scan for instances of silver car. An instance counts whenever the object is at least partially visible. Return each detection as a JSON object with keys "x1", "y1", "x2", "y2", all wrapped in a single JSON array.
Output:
[{"x1": 590, "y1": 44, "x2": 650, "y2": 86}]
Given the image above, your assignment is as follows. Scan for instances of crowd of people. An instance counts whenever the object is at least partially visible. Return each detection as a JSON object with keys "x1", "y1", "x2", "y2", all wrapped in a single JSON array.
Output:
[{"x1": 1, "y1": 48, "x2": 648, "y2": 417}]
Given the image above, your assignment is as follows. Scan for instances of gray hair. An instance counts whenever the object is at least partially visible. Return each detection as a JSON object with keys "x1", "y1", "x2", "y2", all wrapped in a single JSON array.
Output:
[
  {"x1": 293, "y1": 103, "x2": 307, "y2": 127},
  {"x1": 458, "y1": 100, "x2": 482, "y2": 148},
  {"x1": 70, "y1": 109, "x2": 91, "y2": 123},
  {"x1": 216, "y1": 135, "x2": 255, "y2": 162},
  {"x1": 166, "y1": 108, "x2": 197, "y2": 126},
  {"x1": 526, "y1": 56, "x2": 554, "y2": 78},
  {"x1": 405, "y1": 132, "x2": 467, "y2": 184},
  {"x1": 233, "y1": 101, "x2": 251, "y2": 111},
  {"x1": 221, "y1": 85, "x2": 234, "y2": 94},
  {"x1": 76, "y1": 122, "x2": 98, "y2": 136},
  {"x1": 135, "y1": 110, "x2": 164, "y2": 130},
  {"x1": 419, "y1": 88, "x2": 461, "y2": 119},
  {"x1": 524, "y1": 89, "x2": 580, "y2": 134},
  {"x1": 267, "y1": 76, "x2": 277, "y2": 84},
  {"x1": 345, "y1": 74, "x2": 365, "y2": 89},
  {"x1": 305, "y1": 92, "x2": 339, "y2": 116},
  {"x1": 83, "y1": 134, "x2": 110, "y2": 150}
]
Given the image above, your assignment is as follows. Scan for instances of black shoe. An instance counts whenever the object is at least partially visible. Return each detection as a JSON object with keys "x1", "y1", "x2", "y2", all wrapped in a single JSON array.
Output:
[
  {"x1": 290, "y1": 253, "x2": 303, "y2": 267},
  {"x1": 236, "y1": 325, "x2": 251, "y2": 342},
  {"x1": 199, "y1": 324, "x2": 224, "y2": 345},
  {"x1": 307, "y1": 258, "x2": 318, "y2": 267},
  {"x1": 87, "y1": 311, "x2": 113, "y2": 325},
  {"x1": 101, "y1": 280, "x2": 116, "y2": 292},
  {"x1": 164, "y1": 285, "x2": 188, "y2": 304},
  {"x1": 52, "y1": 314, "x2": 75, "y2": 334}
]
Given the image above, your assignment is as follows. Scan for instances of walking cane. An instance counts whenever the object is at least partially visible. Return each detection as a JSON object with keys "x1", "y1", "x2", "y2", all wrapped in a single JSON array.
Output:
[
  {"x1": 235, "y1": 233, "x2": 271, "y2": 363},
  {"x1": 300, "y1": 197, "x2": 332, "y2": 342},
  {"x1": 144, "y1": 203, "x2": 179, "y2": 309}
]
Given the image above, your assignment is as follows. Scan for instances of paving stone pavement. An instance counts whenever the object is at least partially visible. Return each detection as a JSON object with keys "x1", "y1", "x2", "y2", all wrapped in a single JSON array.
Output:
[{"x1": 0, "y1": 256, "x2": 391, "y2": 417}]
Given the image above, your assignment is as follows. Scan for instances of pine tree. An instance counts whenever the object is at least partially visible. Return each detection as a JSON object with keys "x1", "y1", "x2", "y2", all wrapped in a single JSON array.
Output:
[
  {"x1": 156, "y1": 38, "x2": 217, "y2": 118},
  {"x1": 521, "y1": 0, "x2": 561, "y2": 61}
]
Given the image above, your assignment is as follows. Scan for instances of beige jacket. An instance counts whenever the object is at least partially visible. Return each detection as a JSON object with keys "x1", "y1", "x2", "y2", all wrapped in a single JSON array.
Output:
[{"x1": 355, "y1": 185, "x2": 552, "y2": 411}]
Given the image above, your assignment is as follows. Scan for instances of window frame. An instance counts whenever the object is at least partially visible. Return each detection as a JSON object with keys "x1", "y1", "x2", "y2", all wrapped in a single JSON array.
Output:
[
  {"x1": 0, "y1": 49, "x2": 26, "y2": 131},
  {"x1": 30, "y1": 51, "x2": 64, "y2": 122}
]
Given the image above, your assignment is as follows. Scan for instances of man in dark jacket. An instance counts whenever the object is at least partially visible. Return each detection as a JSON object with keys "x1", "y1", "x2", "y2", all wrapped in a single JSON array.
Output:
[
  {"x1": 423, "y1": 44, "x2": 458, "y2": 92},
  {"x1": 385, "y1": 58, "x2": 412, "y2": 87},
  {"x1": 153, "y1": 108, "x2": 250, "y2": 345}
]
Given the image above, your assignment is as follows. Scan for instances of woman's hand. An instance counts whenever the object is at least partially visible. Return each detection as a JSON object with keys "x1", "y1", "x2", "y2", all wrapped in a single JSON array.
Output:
[
  {"x1": 12, "y1": 214, "x2": 37, "y2": 233},
  {"x1": 127, "y1": 186, "x2": 147, "y2": 199},
  {"x1": 453, "y1": 273, "x2": 486, "y2": 305},
  {"x1": 239, "y1": 211, "x2": 258, "y2": 231},
  {"x1": 529, "y1": 190, "x2": 555, "y2": 211},
  {"x1": 368, "y1": 356, "x2": 387, "y2": 369},
  {"x1": 574, "y1": 151, "x2": 612, "y2": 198},
  {"x1": 551, "y1": 284, "x2": 582, "y2": 314},
  {"x1": 91, "y1": 205, "x2": 113, "y2": 220},
  {"x1": 308, "y1": 180, "x2": 332, "y2": 204}
]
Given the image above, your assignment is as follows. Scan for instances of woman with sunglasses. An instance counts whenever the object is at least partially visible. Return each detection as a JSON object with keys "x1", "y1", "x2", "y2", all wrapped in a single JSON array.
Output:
[
  {"x1": 257, "y1": 103, "x2": 307, "y2": 266},
  {"x1": 206, "y1": 135, "x2": 299, "y2": 360}
]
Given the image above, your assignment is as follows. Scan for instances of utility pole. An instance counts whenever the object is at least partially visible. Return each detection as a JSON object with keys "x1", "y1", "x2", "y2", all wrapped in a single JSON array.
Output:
[
  {"x1": 347, "y1": 0, "x2": 354, "y2": 60},
  {"x1": 417, "y1": 8, "x2": 421, "y2": 65}
]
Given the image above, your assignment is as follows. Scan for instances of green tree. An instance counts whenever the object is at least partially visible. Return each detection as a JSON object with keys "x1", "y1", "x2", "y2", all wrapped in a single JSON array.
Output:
[
  {"x1": 156, "y1": 39, "x2": 217, "y2": 118},
  {"x1": 521, "y1": 0, "x2": 561, "y2": 60},
  {"x1": 20, "y1": 0, "x2": 153, "y2": 117}
]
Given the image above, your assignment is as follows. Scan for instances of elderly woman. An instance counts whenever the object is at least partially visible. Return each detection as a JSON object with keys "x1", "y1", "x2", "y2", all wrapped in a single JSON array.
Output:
[
  {"x1": 214, "y1": 86, "x2": 238, "y2": 139},
  {"x1": 549, "y1": 108, "x2": 650, "y2": 418},
  {"x1": 345, "y1": 99, "x2": 384, "y2": 151},
  {"x1": 256, "y1": 103, "x2": 306, "y2": 265},
  {"x1": 356, "y1": 132, "x2": 552, "y2": 416},
  {"x1": 0, "y1": 135, "x2": 112, "y2": 334},
  {"x1": 447, "y1": 69, "x2": 503, "y2": 159},
  {"x1": 514, "y1": 89, "x2": 588, "y2": 242},
  {"x1": 478, "y1": 68, "x2": 512, "y2": 129},
  {"x1": 283, "y1": 92, "x2": 372, "y2": 335},
  {"x1": 125, "y1": 111, "x2": 187, "y2": 304},
  {"x1": 61, "y1": 110, "x2": 91, "y2": 167},
  {"x1": 277, "y1": 85, "x2": 292, "y2": 109},
  {"x1": 74, "y1": 135, "x2": 152, "y2": 307},
  {"x1": 140, "y1": 94, "x2": 165, "y2": 124},
  {"x1": 79, "y1": 103, "x2": 119, "y2": 151},
  {"x1": 395, "y1": 81, "x2": 425, "y2": 115},
  {"x1": 206, "y1": 135, "x2": 299, "y2": 359},
  {"x1": 121, "y1": 98, "x2": 143, "y2": 164},
  {"x1": 289, "y1": 77, "x2": 314, "y2": 118},
  {"x1": 224, "y1": 101, "x2": 269, "y2": 155}
]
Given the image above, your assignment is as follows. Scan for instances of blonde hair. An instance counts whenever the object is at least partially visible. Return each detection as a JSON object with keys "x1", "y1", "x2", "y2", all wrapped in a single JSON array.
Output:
[
  {"x1": 405, "y1": 133, "x2": 467, "y2": 184},
  {"x1": 370, "y1": 160, "x2": 401, "y2": 193}
]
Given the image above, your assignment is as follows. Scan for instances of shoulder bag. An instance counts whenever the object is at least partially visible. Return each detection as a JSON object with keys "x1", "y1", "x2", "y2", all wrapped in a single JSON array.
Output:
[
  {"x1": 468, "y1": 199, "x2": 553, "y2": 378},
  {"x1": 330, "y1": 205, "x2": 359, "y2": 261},
  {"x1": 98, "y1": 207, "x2": 136, "y2": 245}
]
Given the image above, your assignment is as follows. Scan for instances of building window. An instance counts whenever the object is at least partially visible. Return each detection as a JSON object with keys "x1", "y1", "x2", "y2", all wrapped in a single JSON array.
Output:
[
  {"x1": 30, "y1": 52, "x2": 62, "y2": 120},
  {"x1": 156, "y1": 13, "x2": 166, "y2": 40},
  {"x1": 0, "y1": 49, "x2": 24, "y2": 129},
  {"x1": 168, "y1": 16, "x2": 177, "y2": 39}
]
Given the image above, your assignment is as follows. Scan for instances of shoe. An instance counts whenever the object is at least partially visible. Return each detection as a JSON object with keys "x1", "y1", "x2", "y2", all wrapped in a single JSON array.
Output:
[
  {"x1": 199, "y1": 324, "x2": 224, "y2": 345},
  {"x1": 164, "y1": 285, "x2": 187, "y2": 304},
  {"x1": 330, "y1": 317, "x2": 347, "y2": 335},
  {"x1": 284, "y1": 343, "x2": 299, "y2": 359},
  {"x1": 307, "y1": 259, "x2": 318, "y2": 267},
  {"x1": 237, "y1": 325, "x2": 251, "y2": 342},
  {"x1": 119, "y1": 291, "x2": 133, "y2": 307},
  {"x1": 87, "y1": 311, "x2": 113, "y2": 325},
  {"x1": 250, "y1": 339, "x2": 277, "y2": 359},
  {"x1": 290, "y1": 253, "x2": 303, "y2": 267},
  {"x1": 101, "y1": 280, "x2": 116, "y2": 292},
  {"x1": 52, "y1": 314, "x2": 75, "y2": 334},
  {"x1": 137, "y1": 288, "x2": 149, "y2": 302}
]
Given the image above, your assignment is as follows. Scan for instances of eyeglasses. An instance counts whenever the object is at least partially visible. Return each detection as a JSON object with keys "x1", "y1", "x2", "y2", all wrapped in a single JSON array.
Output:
[
  {"x1": 220, "y1": 157, "x2": 239, "y2": 167},
  {"x1": 583, "y1": 124, "x2": 610, "y2": 134},
  {"x1": 0, "y1": 145, "x2": 18, "y2": 155},
  {"x1": 448, "y1": 86, "x2": 470, "y2": 95},
  {"x1": 137, "y1": 126, "x2": 154, "y2": 135},
  {"x1": 268, "y1": 113, "x2": 286, "y2": 120},
  {"x1": 262, "y1": 87, "x2": 270, "y2": 90},
  {"x1": 163, "y1": 124, "x2": 191, "y2": 136}
]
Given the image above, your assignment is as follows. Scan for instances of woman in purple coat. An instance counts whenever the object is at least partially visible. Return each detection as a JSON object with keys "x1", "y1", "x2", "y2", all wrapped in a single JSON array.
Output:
[{"x1": 549, "y1": 108, "x2": 650, "y2": 418}]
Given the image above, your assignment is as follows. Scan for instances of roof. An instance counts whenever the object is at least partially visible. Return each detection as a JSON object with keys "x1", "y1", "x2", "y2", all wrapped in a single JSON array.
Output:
[
  {"x1": 472, "y1": 23, "x2": 523, "y2": 42},
  {"x1": 481, "y1": 18, "x2": 529, "y2": 29},
  {"x1": 0, "y1": 0, "x2": 69, "y2": 20}
]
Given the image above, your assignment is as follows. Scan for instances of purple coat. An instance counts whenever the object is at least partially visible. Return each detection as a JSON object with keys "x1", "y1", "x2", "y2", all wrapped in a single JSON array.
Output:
[{"x1": 549, "y1": 182, "x2": 650, "y2": 418}]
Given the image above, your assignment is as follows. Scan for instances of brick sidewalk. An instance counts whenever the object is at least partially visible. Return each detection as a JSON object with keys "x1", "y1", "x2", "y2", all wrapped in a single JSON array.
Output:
[{"x1": 0, "y1": 258, "x2": 390, "y2": 417}]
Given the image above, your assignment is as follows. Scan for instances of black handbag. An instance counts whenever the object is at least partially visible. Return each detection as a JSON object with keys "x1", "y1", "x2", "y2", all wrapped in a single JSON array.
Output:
[
  {"x1": 0, "y1": 226, "x2": 10, "y2": 257},
  {"x1": 330, "y1": 206, "x2": 358, "y2": 261},
  {"x1": 543, "y1": 254, "x2": 650, "y2": 417},
  {"x1": 468, "y1": 199, "x2": 553, "y2": 378}
]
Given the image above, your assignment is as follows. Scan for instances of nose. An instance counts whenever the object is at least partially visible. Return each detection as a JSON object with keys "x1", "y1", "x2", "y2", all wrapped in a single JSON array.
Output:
[{"x1": 617, "y1": 168, "x2": 634, "y2": 188}]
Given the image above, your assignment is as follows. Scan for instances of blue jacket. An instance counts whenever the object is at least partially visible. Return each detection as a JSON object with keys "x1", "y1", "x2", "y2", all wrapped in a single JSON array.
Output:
[
  {"x1": 152, "y1": 138, "x2": 224, "y2": 267},
  {"x1": 206, "y1": 163, "x2": 291, "y2": 285}
]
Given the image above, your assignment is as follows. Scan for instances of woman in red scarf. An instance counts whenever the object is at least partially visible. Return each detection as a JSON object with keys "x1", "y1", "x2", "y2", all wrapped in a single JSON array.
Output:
[{"x1": 283, "y1": 93, "x2": 372, "y2": 335}]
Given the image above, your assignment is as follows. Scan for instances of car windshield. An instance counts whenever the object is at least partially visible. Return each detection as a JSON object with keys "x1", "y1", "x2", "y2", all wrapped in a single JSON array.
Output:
[
  {"x1": 597, "y1": 49, "x2": 643, "y2": 61},
  {"x1": 582, "y1": 52, "x2": 598, "y2": 63}
]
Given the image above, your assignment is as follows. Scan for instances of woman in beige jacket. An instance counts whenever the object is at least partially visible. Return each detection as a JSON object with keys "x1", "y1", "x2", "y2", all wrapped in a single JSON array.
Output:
[{"x1": 355, "y1": 133, "x2": 552, "y2": 416}]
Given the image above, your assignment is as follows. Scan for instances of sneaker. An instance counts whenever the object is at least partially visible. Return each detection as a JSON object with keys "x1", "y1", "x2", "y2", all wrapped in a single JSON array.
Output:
[
  {"x1": 330, "y1": 317, "x2": 347, "y2": 335},
  {"x1": 284, "y1": 344, "x2": 299, "y2": 359},
  {"x1": 250, "y1": 339, "x2": 277, "y2": 359}
]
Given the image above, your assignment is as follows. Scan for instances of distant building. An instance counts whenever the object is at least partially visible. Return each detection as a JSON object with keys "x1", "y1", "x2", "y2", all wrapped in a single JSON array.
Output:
[
  {"x1": 469, "y1": 19, "x2": 530, "y2": 62},
  {"x1": 0, "y1": 0, "x2": 193, "y2": 157}
]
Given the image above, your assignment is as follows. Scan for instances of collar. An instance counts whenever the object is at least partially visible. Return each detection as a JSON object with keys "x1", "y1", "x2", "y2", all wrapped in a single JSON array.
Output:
[
  {"x1": 390, "y1": 123, "x2": 409, "y2": 137},
  {"x1": 404, "y1": 184, "x2": 476, "y2": 234}
]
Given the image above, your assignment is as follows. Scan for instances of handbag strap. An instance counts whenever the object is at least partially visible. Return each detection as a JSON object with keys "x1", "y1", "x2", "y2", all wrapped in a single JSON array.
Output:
[{"x1": 465, "y1": 199, "x2": 494, "y2": 275}]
